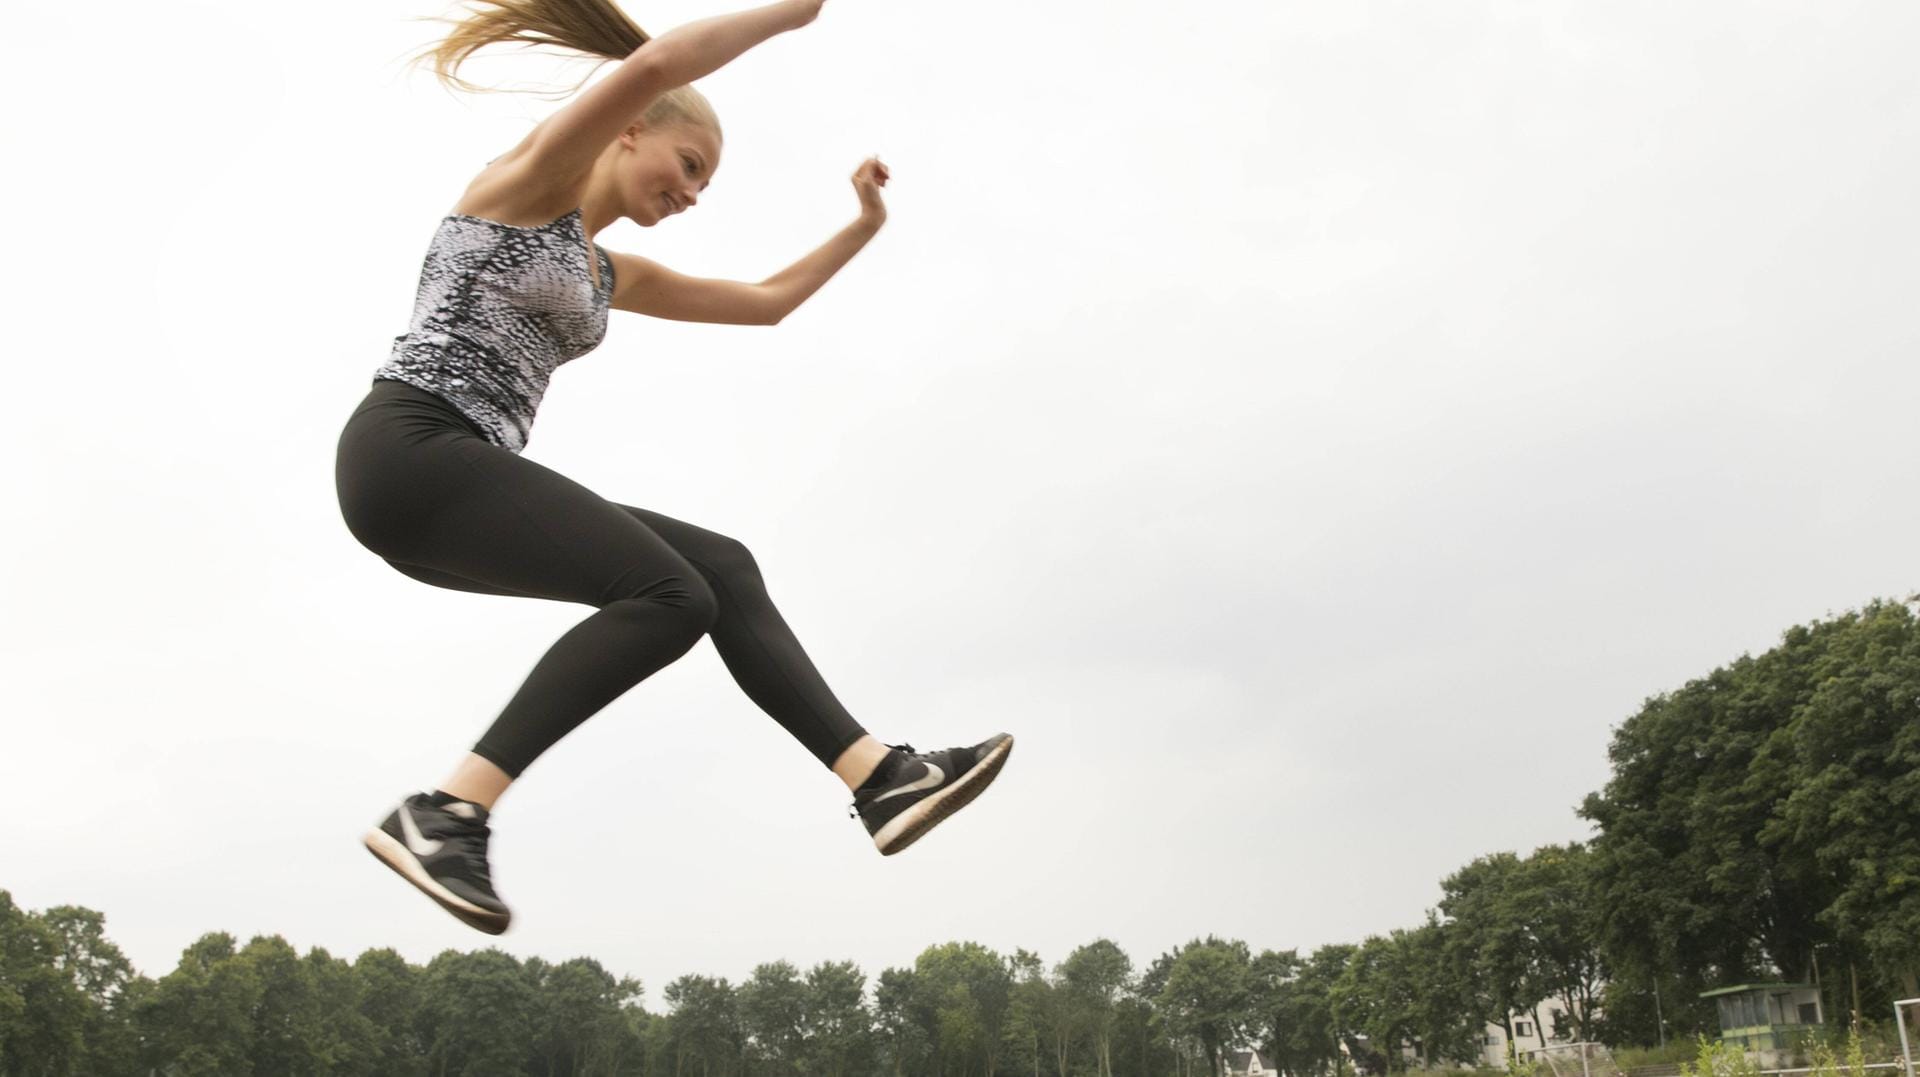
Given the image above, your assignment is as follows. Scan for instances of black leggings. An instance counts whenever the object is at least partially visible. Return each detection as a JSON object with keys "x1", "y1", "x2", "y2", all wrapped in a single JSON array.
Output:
[{"x1": 334, "y1": 378, "x2": 869, "y2": 778}]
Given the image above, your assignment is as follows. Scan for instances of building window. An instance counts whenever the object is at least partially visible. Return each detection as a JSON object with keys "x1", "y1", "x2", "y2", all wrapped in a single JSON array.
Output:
[{"x1": 1515, "y1": 1022, "x2": 1533, "y2": 1039}]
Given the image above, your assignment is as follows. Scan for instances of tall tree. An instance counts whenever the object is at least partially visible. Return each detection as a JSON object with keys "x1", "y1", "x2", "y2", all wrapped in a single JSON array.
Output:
[
  {"x1": 352, "y1": 947, "x2": 425, "y2": 1077},
  {"x1": 738, "y1": 961, "x2": 807, "y2": 1077},
  {"x1": 1063, "y1": 939, "x2": 1133, "y2": 1077},
  {"x1": 1514, "y1": 846, "x2": 1606, "y2": 1042},
  {"x1": 800, "y1": 960, "x2": 870, "y2": 1077},
  {"x1": 133, "y1": 932, "x2": 260, "y2": 1076},
  {"x1": 1249, "y1": 948, "x2": 1304, "y2": 1077},
  {"x1": 527, "y1": 956, "x2": 641, "y2": 1077},
  {"x1": 1333, "y1": 934, "x2": 1416, "y2": 1072},
  {"x1": 913, "y1": 942, "x2": 1014, "y2": 1077},
  {"x1": 664, "y1": 973, "x2": 740, "y2": 1077},
  {"x1": 418, "y1": 948, "x2": 539, "y2": 1076},
  {"x1": 1583, "y1": 600, "x2": 1920, "y2": 1020},
  {"x1": 1294, "y1": 944, "x2": 1355, "y2": 1077},
  {"x1": 875, "y1": 966, "x2": 932, "y2": 1077},
  {"x1": 1767, "y1": 601, "x2": 1920, "y2": 999},
  {"x1": 1440, "y1": 853, "x2": 1541, "y2": 1046},
  {"x1": 0, "y1": 891, "x2": 92, "y2": 1076},
  {"x1": 1156, "y1": 937, "x2": 1254, "y2": 1077},
  {"x1": 1004, "y1": 949, "x2": 1048, "y2": 1077}
]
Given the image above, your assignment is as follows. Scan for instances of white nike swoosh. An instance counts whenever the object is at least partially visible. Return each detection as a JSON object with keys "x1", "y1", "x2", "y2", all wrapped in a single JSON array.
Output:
[
  {"x1": 872, "y1": 762, "x2": 945, "y2": 804},
  {"x1": 399, "y1": 806, "x2": 444, "y2": 857}
]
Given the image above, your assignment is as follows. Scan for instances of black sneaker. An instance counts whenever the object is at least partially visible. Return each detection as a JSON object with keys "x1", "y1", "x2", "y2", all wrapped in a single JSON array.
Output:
[
  {"x1": 852, "y1": 734, "x2": 1013, "y2": 855},
  {"x1": 363, "y1": 793, "x2": 512, "y2": 935}
]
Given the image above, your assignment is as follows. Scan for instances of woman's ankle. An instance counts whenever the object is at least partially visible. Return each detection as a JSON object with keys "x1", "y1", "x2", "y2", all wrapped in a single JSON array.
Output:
[
  {"x1": 830, "y1": 736, "x2": 893, "y2": 792},
  {"x1": 439, "y1": 752, "x2": 514, "y2": 811}
]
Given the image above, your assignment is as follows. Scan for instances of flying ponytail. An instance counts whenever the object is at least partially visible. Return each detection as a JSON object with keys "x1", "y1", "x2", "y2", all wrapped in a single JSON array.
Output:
[{"x1": 414, "y1": 0, "x2": 720, "y2": 134}]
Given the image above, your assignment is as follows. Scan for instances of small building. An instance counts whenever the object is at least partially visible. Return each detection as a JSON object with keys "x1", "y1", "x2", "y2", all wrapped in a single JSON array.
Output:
[
  {"x1": 1226, "y1": 1048, "x2": 1279, "y2": 1077},
  {"x1": 1700, "y1": 982, "x2": 1825, "y2": 1055},
  {"x1": 1480, "y1": 1006, "x2": 1572, "y2": 1068}
]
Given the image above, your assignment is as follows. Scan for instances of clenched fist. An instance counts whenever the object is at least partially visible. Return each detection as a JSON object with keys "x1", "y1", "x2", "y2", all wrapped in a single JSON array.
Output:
[{"x1": 853, "y1": 156, "x2": 890, "y2": 226}]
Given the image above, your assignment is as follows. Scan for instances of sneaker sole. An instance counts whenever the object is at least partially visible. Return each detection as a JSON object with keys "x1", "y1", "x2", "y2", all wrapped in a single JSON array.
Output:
[
  {"x1": 873, "y1": 734, "x2": 1014, "y2": 856},
  {"x1": 364, "y1": 828, "x2": 511, "y2": 935}
]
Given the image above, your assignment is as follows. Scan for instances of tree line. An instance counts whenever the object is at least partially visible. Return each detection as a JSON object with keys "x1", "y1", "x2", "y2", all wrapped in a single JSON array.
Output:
[{"x1": 3, "y1": 599, "x2": 1916, "y2": 1076}]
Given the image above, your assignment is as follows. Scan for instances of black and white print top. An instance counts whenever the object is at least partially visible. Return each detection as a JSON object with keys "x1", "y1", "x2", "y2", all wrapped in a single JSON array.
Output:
[{"x1": 374, "y1": 209, "x2": 615, "y2": 453}]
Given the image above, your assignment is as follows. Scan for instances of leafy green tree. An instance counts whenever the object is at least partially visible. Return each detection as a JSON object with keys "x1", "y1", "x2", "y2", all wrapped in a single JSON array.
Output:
[
  {"x1": 133, "y1": 932, "x2": 260, "y2": 1075},
  {"x1": 1514, "y1": 846, "x2": 1605, "y2": 1042},
  {"x1": 1004, "y1": 949, "x2": 1048, "y2": 1077},
  {"x1": 1333, "y1": 934, "x2": 1415, "y2": 1072},
  {"x1": 1329, "y1": 922, "x2": 1478, "y2": 1072},
  {"x1": 527, "y1": 955, "x2": 642, "y2": 1077},
  {"x1": 353, "y1": 947, "x2": 426, "y2": 1077},
  {"x1": 1109, "y1": 991, "x2": 1168, "y2": 1077},
  {"x1": 1062, "y1": 939, "x2": 1132, "y2": 1077},
  {"x1": 418, "y1": 948, "x2": 539, "y2": 1076},
  {"x1": 1440, "y1": 853, "x2": 1542, "y2": 1045},
  {"x1": 643, "y1": 1008, "x2": 679, "y2": 1077},
  {"x1": 913, "y1": 942, "x2": 1014, "y2": 1077},
  {"x1": 0, "y1": 891, "x2": 91, "y2": 1076},
  {"x1": 875, "y1": 966, "x2": 932, "y2": 1077},
  {"x1": 1025, "y1": 957, "x2": 1075, "y2": 1077},
  {"x1": 304, "y1": 946, "x2": 382, "y2": 1074},
  {"x1": 1249, "y1": 948, "x2": 1304, "y2": 1077},
  {"x1": 800, "y1": 960, "x2": 870, "y2": 1077},
  {"x1": 240, "y1": 934, "x2": 333, "y2": 1075},
  {"x1": 1400, "y1": 918, "x2": 1482, "y2": 1066},
  {"x1": 1295, "y1": 944, "x2": 1355, "y2": 1077},
  {"x1": 1767, "y1": 601, "x2": 1920, "y2": 1000},
  {"x1": 1583, "y1": 600, "x2": 1920, "y2": 1022},
  {"x1": 1156, "y1": 937, "x2": 1254, "y2": 1077},
  {"x1": 664, "y1": 973, "x2": 739, "y2": 1077},
  {"x1": 738, "y1": 960, "x2": 806, "y2": 1077}
]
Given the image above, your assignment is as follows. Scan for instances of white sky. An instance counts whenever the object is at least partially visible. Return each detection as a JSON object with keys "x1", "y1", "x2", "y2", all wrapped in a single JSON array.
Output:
[{"x1": 4, "y1": 0, "x2": 1918, "y2": 996}]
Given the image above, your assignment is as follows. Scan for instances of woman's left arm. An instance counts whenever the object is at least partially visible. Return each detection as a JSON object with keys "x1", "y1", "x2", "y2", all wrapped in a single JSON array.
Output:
[{"x1": 611, "y1": 157, "x2": 889, "y2": 326}]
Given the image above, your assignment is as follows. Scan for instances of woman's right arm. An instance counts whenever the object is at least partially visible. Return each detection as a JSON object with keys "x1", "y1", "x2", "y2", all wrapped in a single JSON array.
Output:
[{"x1": 507, "y1": 0, "x2": 823, "y2": 190}]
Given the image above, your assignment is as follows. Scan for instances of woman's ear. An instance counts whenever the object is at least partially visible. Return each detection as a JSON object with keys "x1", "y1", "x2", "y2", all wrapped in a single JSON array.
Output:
[{"x1": 617, "y1": 122, "x2": 648, "y2": 150}]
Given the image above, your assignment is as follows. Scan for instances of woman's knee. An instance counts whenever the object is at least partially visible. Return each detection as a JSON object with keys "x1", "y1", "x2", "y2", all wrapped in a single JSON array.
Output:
[
  {"x1": 692, "y1": 533, "x2": 764, "y2": 591},
  {"x1": 606, "y1": 572, "x2": 720, "y2": 638}
]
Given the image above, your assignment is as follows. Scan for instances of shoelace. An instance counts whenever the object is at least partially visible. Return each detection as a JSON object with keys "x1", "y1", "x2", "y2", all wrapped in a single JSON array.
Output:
[
  {"x1": 446, "y1": 827, "x2": 494, "y2": 884},
  {"x1": 420, "y1": 811, "x2": 495, "y2": 884},
  {"x1": 846, "y1": 743, "x2": 943, "y2": 817},
  {"x1": 849, "y1": 745, "x2": 910, "y2": 817}
]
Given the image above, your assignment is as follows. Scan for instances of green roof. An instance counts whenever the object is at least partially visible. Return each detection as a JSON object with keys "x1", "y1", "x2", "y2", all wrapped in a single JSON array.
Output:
[{"x1": 1700, "y1": 983, "x2": 1816, "y2": 998}]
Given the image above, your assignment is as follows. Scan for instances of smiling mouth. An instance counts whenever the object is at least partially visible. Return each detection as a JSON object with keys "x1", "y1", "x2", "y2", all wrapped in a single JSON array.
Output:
[{"x1": 660, "y1": 193, "x2": 677, "y2": 215}]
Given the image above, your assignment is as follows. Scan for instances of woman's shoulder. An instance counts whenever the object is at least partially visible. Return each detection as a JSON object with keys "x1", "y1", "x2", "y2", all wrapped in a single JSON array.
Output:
[{"x1": 447, "y1": 152, "x2": 584, "y2": 228}]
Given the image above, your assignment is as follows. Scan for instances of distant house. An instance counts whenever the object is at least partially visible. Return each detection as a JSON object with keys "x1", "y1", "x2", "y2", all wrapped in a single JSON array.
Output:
[
  {"x1": 1481, "y1": 1001, "x2": 1582, "y2": 1068},
  {"x1": 1227, "y1": 1048, "x2": 1280, "y2": 1077}
]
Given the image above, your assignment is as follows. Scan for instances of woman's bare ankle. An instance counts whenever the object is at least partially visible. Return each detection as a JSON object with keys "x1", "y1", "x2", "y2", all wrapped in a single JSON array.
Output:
[
  {"x1": 438, "y1": 753, "x2": 514, "y2": 811},
  {"x1": 831, "y1": 736, "x2": 893, "y2": 792}
]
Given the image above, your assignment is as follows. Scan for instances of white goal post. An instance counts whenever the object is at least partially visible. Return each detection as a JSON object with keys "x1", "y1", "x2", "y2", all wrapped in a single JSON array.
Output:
[
  {"x1": 1527, "y1": 1042, "x2": 1621, "y2": 1077},
  {"x1": 1895, "y1": 997, "x2": 1917, "y2": 1077}
]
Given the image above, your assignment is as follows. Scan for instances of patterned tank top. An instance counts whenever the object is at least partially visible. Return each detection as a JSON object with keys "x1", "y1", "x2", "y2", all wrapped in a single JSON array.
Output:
[{"x1": 374, "y1": 209, "x2": 615, "y2": 453}]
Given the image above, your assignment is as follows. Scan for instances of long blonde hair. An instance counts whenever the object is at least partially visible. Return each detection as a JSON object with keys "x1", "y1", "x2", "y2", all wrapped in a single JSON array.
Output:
[{"x1": 415, "y1": 0, "x2": 720, "y2": 136}]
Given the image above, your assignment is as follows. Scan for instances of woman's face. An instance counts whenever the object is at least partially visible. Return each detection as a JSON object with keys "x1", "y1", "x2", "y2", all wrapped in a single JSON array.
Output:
[{"x1": 618, "y1": 122, "x2": 722, "y2": 227}]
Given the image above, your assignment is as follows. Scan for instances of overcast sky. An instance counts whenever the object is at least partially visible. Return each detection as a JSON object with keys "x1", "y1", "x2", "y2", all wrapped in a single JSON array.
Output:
[{"x1": 3, "y1": 0, "x2": 1917, "y2": 997}]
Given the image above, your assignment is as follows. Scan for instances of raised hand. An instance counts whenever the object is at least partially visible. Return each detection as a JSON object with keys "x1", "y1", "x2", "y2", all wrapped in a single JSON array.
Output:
[{"x1": 852, "y1": 156, "x2": 890, "y2": 226}]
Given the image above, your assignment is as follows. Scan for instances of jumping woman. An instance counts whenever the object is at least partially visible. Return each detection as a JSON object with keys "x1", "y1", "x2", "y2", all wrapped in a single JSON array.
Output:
[{"x1": 334, "y1": 0, "x2": 1012, "y2": 934}]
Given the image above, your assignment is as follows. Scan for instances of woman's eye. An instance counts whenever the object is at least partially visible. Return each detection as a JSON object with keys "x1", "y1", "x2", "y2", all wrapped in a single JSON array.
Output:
[{"x1": 682, "y1": 157, "x2": 696, "y2": 175}]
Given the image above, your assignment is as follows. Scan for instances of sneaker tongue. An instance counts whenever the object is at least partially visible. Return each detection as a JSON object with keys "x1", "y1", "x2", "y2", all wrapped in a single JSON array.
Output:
[{"x1": 857, "y1": 749, "x2": 908, "y2": 793}]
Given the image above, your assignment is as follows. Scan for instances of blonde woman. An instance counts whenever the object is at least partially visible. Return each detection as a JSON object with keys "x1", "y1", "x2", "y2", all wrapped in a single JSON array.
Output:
[{"x1": 335, "y1": 0, "x2": 1012, "y2": 934}]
